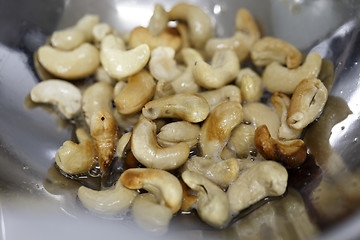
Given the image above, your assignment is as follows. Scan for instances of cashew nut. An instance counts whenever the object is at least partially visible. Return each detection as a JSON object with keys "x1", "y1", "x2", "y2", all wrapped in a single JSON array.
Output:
[
  {"x1": 30, "y1": 79, "x2": 81, "y2": 119},
  {"x1": 142, "y1": 93, "x2": 210, "y2": 123},
  {"x1": 227, "y1": 161, "x2": 288, "y2": 213},
  {"x1": 92, "y1": 23, "x2": 113, "y2": 43},
  {"x1": 251, "y1": 37, "x2": 302, "y2": 69},
  {"x1": 131, "y1": 118, "x2": 190, "y2": 170},
  {"x1": 114, "y1": 69, "x2": 155, "y2": 115},
  {"x1": 100, "y1": 35, "x2": 150, "y2": 80},
  {"x1": 149, "y1": 46, "x2": 183, "y2": 82},
  {"x1": 129, "y1": 27, "x2": 182, "y2": 51},
  {"x1": 55, "y1": 128, "x2": 96, "y2": 174},
  {"x1": 33, "y1": 50, "x2": 54, "y2": 81},
  {"x1": 95, "y1": 66, "x2": 115, "y2": 85},
  {"x1": 37, "y1": 43, "x2": 100, "y2": 80},
  {"x1": 287, "y1": 78, "x2": 328, "y2": 130},
  {"x1": 193, "y1": 50, "x2": 240, "y2": 89},
  {"x1": 242, "y1": 102, "x2": 280, "y2": 139},
  {"x1": 198, "y1": 85, "x2": 241, "y2": 111},
  {"x1": 182, "y1": 170, "x2": 230, "y2": 227},
  {"x1": 157, "y1": 121, "x2": 200, "y2": 148},
  {"x1": 228, "y1": 123, "x2": 256, "y2": 157},
  {"x1": 168, "y1": 3, "x2": 213, "y2": 49},
  {"x1": 235, "y1": 8, "x2": 261, "y2": 41},
  {"x1": 78, "y1": 180, "x2": 137, "y2": 215},
  {"x1": 154, "y1": 80, "x2": 175, "y2": 99},
  {"x1": 115, "y1": 132, "x2": 132, "y2": 158},
  {"x1": 263, "y1": 52, "x2": 322, "y2": 94},
  {"x1": 254, "y1": 125, "x2": 307, "y2": 169},
  {"x1": 120, "y1": 168, "x2": 183, "y2": 213},
  {"x1": 132, "y1": 193, "x2": 173, "y2": 235},
  {"x1": 50, "y1": 14, "x2": 99, "y2": 50},
  {"x1": 148, "y1": 3, "x2": 169, "y2": 36},
  {"x1": 199, "y1": 101, "x2": 243, "y2": 159},
  {"x1": 90, "y1": 110, "x2": 118, "y2": 173},
  {"x1": 235, "y1": 68, "x2": 263, "y2": 102},
  {"x1": 270, "y1": 92, "x2": 302, "y2": 140}
]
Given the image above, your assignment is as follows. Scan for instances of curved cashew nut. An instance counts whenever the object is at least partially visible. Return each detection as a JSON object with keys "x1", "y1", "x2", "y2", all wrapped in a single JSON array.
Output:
[
  {"x1": 100, "y1": 35, "x2": 150, "y2": 80},
  {"x1": 182, "y1": 170, "x2": 230, "y2": 227},
  {"x1": 227, "y1": 161, "x2": 288, "y2": 213},
  {"x1": 199, "y1": 101, "x2": 243, "y2": 159},
  {"x1": 132, "y1": 193, "x2": 173, "y2": 235},
  {"x1": 142, "y1": 93, "x2": 210, "y2": 123},
  {"x1": 55, "y1": 128, "x2": 96, "y2": 174},
  {"x1": 30, "y1": 79, "x2": 81, "y2": 119},
  {"x1": 148, "y1": 3, "x2": 169, "y2": 36},
  {"x1": 115, "y1": 132, "x2": 132, "y2": 158},
  {"x1": 149, "y1": 46, "x2": 183, "y2": 82},
  {"x1": 263, "y1": 52, "x2": 322, "y2": 94},
  {"x1": 235, "y1": 68, "x2": 263, "y2": 102},
  {"x1": 78, "y1": 180, "x2": 137, "y2": 215},
  {"x1": 254, "y1": 125, "x2": 307, "y2": 169},
  {"x1": 198, "y1": 85, "x2": 241, "y2": 111},
  {"x1": 120, "y1": 168, "x2": 183, "y2": 213},
  {"x1": 157, "y1": 121, "x2": 200, "y2": 148},
  {"x1": 287, "y1": 78, "x2": 328, "y2": 130},
  {"x1": 92, "y1": 23, "x2": 113, "y2": 43},
  {"x1": 90, "y1": 110, "x2": 118, "y2": 173},
  {"x1": 193, "y1": 50, "x2": 240, "y2": 89},
  {"x1": 270, "y1": 92, "x2": 302, "y2": 140},
  {"x1": 131, "y1": 118, "x2": 190, "y2": 170},
  {"x1": 168, "y1": 3, "x2": 213, "y2": 49},
  {"x1": 228, "y1": 123, "x2": 256, "y2": 157},
  {"x1": 50, "y1": 14, "x2": 99, "y2": 50},
  {"x1": 242, "y1": 102, "x2": 280, "y2": 139},
  {"x1": 251, "y1": 37, "x2": 302, "y2": 69},
  {"x1": 37, "y1": 43, "x2": 100, "y2": 80},
  {"x1": 235, "y1": 8, "x2": 261, "y2": 41},
  {"x1": 129, "y1": 27, "x2": 182, "y2": 51},
  {"x1": 114, "y1": 69, "x2": 155, "y2": 114}
]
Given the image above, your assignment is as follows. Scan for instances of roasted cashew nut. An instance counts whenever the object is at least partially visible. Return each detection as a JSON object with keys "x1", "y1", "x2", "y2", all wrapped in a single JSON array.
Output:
[
  {"x1": 168, "y1": 3, "x2": 213, "y2": 49},
  {"x1": 90, "y1": 110, "x2": 118, "y2": 173},
  {"x1": 55, "y1": 128, "x2": 96, "y2": 174},
  {"x1": 100, "y1": 35, "x2": 150, "y2": 80},
  {"x1": 193, "y1": 50, "x2": 240, "y2": 89},
  {"x1": 182, "y1": 170, "x2": 230, "y2": 227},
  {"x1": 142, "y1": 93, "x2": 210, "y2": 123},
  {"x1": 263, "y1": 52, "x2": 322, "y2": 94},
  {"x1": 148, "y1": 3, "x2": 169, "y2": 36},
  {"x1": 199, "y1": 101, "x2": 243, "y2": 159},
  {"x1": 114, "y1": 69, "x2": 155, "y2": 114},
  {"x1": 228, "y1": 123, "x2": 256, "y2": 157},
  {"x1": 120, "y1": 168, "x2": 183, "y2": 213},
  {"x1": 251, "y1": 37, "x2": 302, "y2": 69},
  {"x1": 157, "y1": 121, "x2": 200, "y2": 148},
  {"x1": 235, "y1": 68, "x2": 263, "y2": 103},
  {"x1": 270, "y1": 92, "x2": 302, "y2": 140},
  {"x1": 198, "y1": 85, "x2": 241, "y2": 111},
  {"x1": 287, "y1": 78, "x2": 328, "y2": 130},
  {"x1": 131, "y1": 118, "x2": 190, "y2": 170},
  {"x1": 132, "y1": 193, "x2": 173, "y2": 235},
  {"x1": 254, "y1": 125, "x2": 307, "y2": 169},
  {"x1": 227, "y1": 161, "x2": 288, "y2": 213},
  {"x1": 37, "y1": 43, "x2": 100, "y2": 80},
  {"x1": 30, "y1": 79, "x2": 81, "y2": 119},
  {"x1": 78, "y1": 180, "x2": 137, "y2": 215}
]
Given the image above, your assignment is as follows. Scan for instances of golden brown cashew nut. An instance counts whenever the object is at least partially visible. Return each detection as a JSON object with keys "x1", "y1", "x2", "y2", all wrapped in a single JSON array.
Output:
[
  {"x1": 270, "y1": 92, "x2": 302, "y2": 140},
  {"x1": 148, "y1": 3, "x2": 169, "y2": 36},
  {"x1": 287, "y1": 78, "x2": 328, "y2": 130},
  {"x1": 198, "y1": 85, "x2": 241, "y2": 111},
  {"x1": 78, "y1": 180, "x2": 137, "y2": 215},
  {"x1": 227, "y1": 161, "x2": 288, "y2": 213},
  {"x1": 120, "y1": 168, "x2": 183, "y2": 213},
  {"x1": 142, "y1": 93, "x2": 210, "y2": 123},
  {"x1": 182, "y1": 170, "x2": 230, "y2": 227},
  {"x1": 254, "y1": 125, "x2": 307, "y2": 169},
  {"x1": 30, "y1": 79, "x2": 81, "y2": 119},
  {"x1": 90, "y1": 110, "x2": 118, "y2": 173},
  {"x1": 114, "y1": 69, "x2": 155, "y2": 115},
  {"x1": 228, "y1": 123, "x2": 256, "y2": 157},
  {"x1": 157, "y1": 121, "x2": 200, "y2": 148},
  {"x1": 37, "y1": 43, "x2": 100, "y2": 80},
  {"x1": 55, "y1": 128, "x2": 96, "y2": 174},
  {"x1": 235, "y1": 68, "x2": 263, "y2": 102},
  {"x1": 193, "y1": 50, "x2": 240, "y2": 89},
  {"x1": 263, "y1": 52, "x2": 322, "y2": 94},
  {"x1": 168, "y1": 3, "x2": 213, "y2": 49},
  {"x1": 199, "y1": 101, "x2": 243, "y2": 159},
  {"x1": 131, "y1": 118, "x2": 190, "y2": 170},
  {"x1": 251, "y1": 37, "x2": 302, "y2": 69},
  {"x1": 100, "y1": 35, "x2": 150, "y2": 80}
]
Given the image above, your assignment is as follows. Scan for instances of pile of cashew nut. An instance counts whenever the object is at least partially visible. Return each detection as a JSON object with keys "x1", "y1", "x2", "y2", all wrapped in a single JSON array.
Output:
[{"x1": 29, "y1": 2, "x2": 329, "y2": 233}]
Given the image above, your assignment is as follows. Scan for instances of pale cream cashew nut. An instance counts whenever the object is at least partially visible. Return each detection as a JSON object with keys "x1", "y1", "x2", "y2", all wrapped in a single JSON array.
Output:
[
  {"x1": 157, "y1": 121, "x2": 200, "y2": 148},
  {"x1": 148, "y1": 3, "x2": 169, "y2": 36},
  {"x1": 228, "y1": 123, "x2": 256, "y2": 157},
  {"x1": 92, "y1": 23, "x2": 113, "y2": 43},
  {"x1": 198, "y1": 85, "x2": 241, "y2": 111},
  {"x1": 154, "y1": 80, "x2": 176, "y2": 99},
  {"x1": 235, "y1": 68, "x2": 263, "y2": 102},
  {"x1": 115, "y1": 132, "x2": 132, "y2": 158}
]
